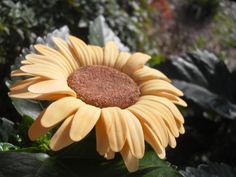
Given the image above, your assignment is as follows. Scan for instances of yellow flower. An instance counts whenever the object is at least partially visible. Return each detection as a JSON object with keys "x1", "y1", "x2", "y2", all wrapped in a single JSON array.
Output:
[{"x1": 9, "y1": 35, "x2": 186, "y2": 172}]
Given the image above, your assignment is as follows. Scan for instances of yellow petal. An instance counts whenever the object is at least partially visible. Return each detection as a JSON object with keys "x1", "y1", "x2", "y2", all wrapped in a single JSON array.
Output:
[
  {"x1": 34, "y1": 44, "x2": 73, "y2": 74},
  {"x1": 10, "y1": 77, "x2": 43, "y2": 91},
  {"x1": 167, "y1": 129, "x2": 176, "y2": 148},
  {"x1": 96, "y1": 117, "x2": 109, "y2": 156},
  {"x1": 128, "y1": 105, "x2": 168, "y2": 147},
  {"x1": 139, "y1": 96, "x2": 185, "y2": 123},
  {"x1": 28, "y1": 111, "x2": 51, "y2": 140},
  {"x1": 68, "y1": 35, "x2": 91, "y2": 66},
  {"x1": 123, "y1": 110, "x2": 144, "y2": 159},
  {"x1": 153, "y1": 92, "x2": 187, "y2": 107},
  {"x1": 25, "y1": 54, "x2": 72, "y2": 76},
  {"x1": 20, "y1": 64, "x2": 66, "y2": 80},
  {"x1": 105, "y1": 107, "x2": 127, "y2": 152},
  {"x1": 122, "y1": 52, "x2": 151, "y2": 75},
  {"x1": 140, "y1": 79, "x2": 183, "y2": 96},
  {"x1": 21, "y1": 60, "x2": 31, "y2": 64},
  {"x1": 120, "y1": 143, "x2": 139, "y2": 172},
  {"x1": 11, "y1": 69, "x2": 34, "y2": 77},
  {"x1": 52, "y1": 37, "x2": 80, "y2": 70},
  {"x1": 114, "y1": 52, "x2": 131, "y2": 70},
  {"x1": 142, "y1": 122, "x2": 166, "y2": 159},
  {"x1": 50, "y1": 115, "x2": 74, "y2": 151},
  {"x1": 136, "y1": 100, "x2": 179, "y2": 138},
  {"x1": 28, "y1": 80, "x2": 76, "y2": 97},
  {"x1": 70, "y1": 105, "x2": 101, "y2": 141},
  {"x1": 103, "y1": 41, "x2": 119, "y2": 67},
  {"x1": 9, "y1": 89, "x2": 41, "y2": 99},
  {"x1": 132, "y1": 66, "x2": 171, "y2": 82},
  {"x1": 88, "y1": 45, "x2": 104, "y2": 65},
  {"x1": 104, "y1": 148, "x2": 115, "y2": 160},
  {"x1": 41, "y1": 97, "x2": 85, "y2": 128}
]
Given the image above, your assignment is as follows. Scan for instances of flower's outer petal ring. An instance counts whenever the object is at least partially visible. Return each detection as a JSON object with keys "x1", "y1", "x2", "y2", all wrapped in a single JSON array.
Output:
[
  {"x1": 124, "y1": 110, "x2": 145, "y2": 159},
  {"x1": 132, "y1": 66, "x2": 171, "y2": 82},
  {"x1": 139, "y1": 95, "x2": 185, "y2": 123},
  {"x1": 28, "y1": 111, "x2": 51, "y2": 140},
  {"x1": 104, "y1": 41, "x2": 119, "y2": 67},
  {"x1": 41, "y1": 97, "x2": 85, "y2": 128},
  {"x1": 122, "y1": 52, "x2": 151, "y2": 75},
  {"x1": 52, "y1": 37, "x2": 80, "y2": 70},
  {"x1": 28, "y1": 80, "x2": 76, "y2": 97},
  {"x1": 140, "y1": 79, "x2": 183, "y2": 96},
  {"x1": 68, "y1": 35, "x2": 92, "y2": 66},
  {"x1": 50, "y1": 115, "x2": 74, "y2": 151},
  {"x1": 70, "y1": 105, "x2": 101, "y2": 141},
  {"x1": 121, "y1": 143, "x2": 139, "y2": 172},
  {"x1": 96, "y1": 117, "x2": 109, "y2": 156},
  {"x1": 104, "y1": 107, "x2": 127, "y2": 152},
  {"x1": 114, "y1": 52, "x2": 131, "y2": 70}
]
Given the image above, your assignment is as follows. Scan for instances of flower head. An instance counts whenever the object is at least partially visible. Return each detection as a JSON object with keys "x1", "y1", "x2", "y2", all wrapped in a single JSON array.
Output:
[{"x1": 9, "y1": 35, "x2": 186, "y2": 172}]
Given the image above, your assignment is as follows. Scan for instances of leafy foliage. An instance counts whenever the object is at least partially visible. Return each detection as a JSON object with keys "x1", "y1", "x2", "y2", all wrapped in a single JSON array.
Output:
[
  {"x1": 0, "y1": 151, "x2": 183, "y2": 177},
  {"x1": 181, "y1": 163, "x2": 236, "y2": 177},
  {"x1": 157, "y1": 50, "x2": 236, "y2": 119},
  {"x1": 70, "y1": 0, "x2": 158, "y2": 54}
]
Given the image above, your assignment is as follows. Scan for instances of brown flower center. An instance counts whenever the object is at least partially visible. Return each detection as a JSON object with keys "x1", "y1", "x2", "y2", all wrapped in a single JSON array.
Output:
[{"x1": 67, "y1": 65, "x2": 140, "y2": 108}]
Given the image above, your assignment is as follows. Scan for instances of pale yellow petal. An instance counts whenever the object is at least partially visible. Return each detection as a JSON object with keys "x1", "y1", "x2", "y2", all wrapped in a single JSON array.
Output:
[
  {"x1": 50, "y1": 115, "x2": 74, "y2": 151},
  {"x1": 139, "y1": 95, "x2": 185, "y2": 123},
  {"x1": 25, "y1": 54, "x2": 71, "y2": 77},
  {"x1": 132, "y1": 66, "x2": 171, "y2": 82},
  {"x1": 41, "y1": 97, "x2": 85, "y2": 127},
  {"x1": 120, "y1": 143, "x2": 139, "y2": 172},
  {"x1": 70, "y1": 105, "x2": 101, "y2": 141},
  {"x1": 128, "y1": 105, "x2": 168, "y2": 147},
  {"x1": 28, "y1": 111, "x2": 51, "y2": 140},
  {"x1": 103, "y1": 41, "x2": 119, "y2": 67},
  {"x1": 11, "y1": 69, "x2": 34, "y2": 77},
  {"x1": 104, "y1": 148, "x2": 115, "y2": 160},
  {"x1": 96, "y1": 117, "x2": 109, "y2": 155},
  {"x1": 20, "y1": 64, "x2": 66, "y2": 80},
  {"x1": 21, "y1": 60, "x2": 31, "y2": 65},
  {"x1": 122, "y1": 52, "x2": 151, "y2": 75},
  {"x1": 52, "y1": 37, "x2": 80, "y2": 70},
  {"x1": 34, "y1": 44, "x2": 73, "y2": 73},
  {"x1": 114, "y1": 52, "x2": 131, "y2": 70},
  {"x1": 140, "y1": 79, "x2": 183, "y2": 96},
  {"x1": 28, "y1": 80, "x2": 76, "y2": 97},
  {"x1": 9, "y1": 89, "x2": 41, "y2": 99},
  {"x1": 154, "y1": 92, "x2": 187, "y2": 107},
  {"x1": 88, "y1": 45, "x2": 104, "y2": 65},
  {"x1": 105, "y1": 107, "x2": 127, "y2": 152},
  {"x1": 136, "y1": 100, "x2": 179, "y2": 137},
  {"x1": 68, "y1": 35, "x2": 91, "y2": 66},
  {"x1": 141, "y1": 122, "x2": 166, "y2": 159},
  {"x1": 123, "y1": 110, "x2": 144, "y2": 159},
  {"x1": 10, "y1": 77, "x2": 43, "y2": 91},
  {"x1": 167, "y1": 129, "x2": 176, "y2": 148}
]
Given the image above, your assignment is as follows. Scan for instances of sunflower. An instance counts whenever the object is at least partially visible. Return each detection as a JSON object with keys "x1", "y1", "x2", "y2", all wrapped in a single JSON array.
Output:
[{"x1": 9, "y1": 35, "x2": 186, "y2": 172}]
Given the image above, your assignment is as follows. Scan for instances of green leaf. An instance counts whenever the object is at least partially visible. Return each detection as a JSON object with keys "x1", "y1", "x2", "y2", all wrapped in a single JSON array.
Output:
[
  {"x1": 11, "y1": 98, "x2": 43, "y2": 120},
  {"x1": 0, "y1": 143, "x2": 18, "y2": 151},
  {"x1": 181, "y1": 163, "x2": 236, "y2": 177},
  {"x1": 88, "y1": 15, "x2": 129, "y2": 52},
  {"x1": 0, "y1": 151, "x2": 182, "y2": 177}
]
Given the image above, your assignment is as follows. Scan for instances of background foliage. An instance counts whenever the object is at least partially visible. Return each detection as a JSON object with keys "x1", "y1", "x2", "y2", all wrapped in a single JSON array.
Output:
[{"x1": 0, "y1": 0, "x2": 236, "y2": 176}]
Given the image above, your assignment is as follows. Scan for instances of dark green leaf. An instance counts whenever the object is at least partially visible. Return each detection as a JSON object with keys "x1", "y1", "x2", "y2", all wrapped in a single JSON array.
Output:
[
  {"x1": 0, "y1": 151, "x2": 182, "y2": 177},
  {"x1": 156, "y1": 50, "x2": 236, "y2": 119},
  {"x1": 181, "y1": 163, "x2": 236, "y2": 177}
]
